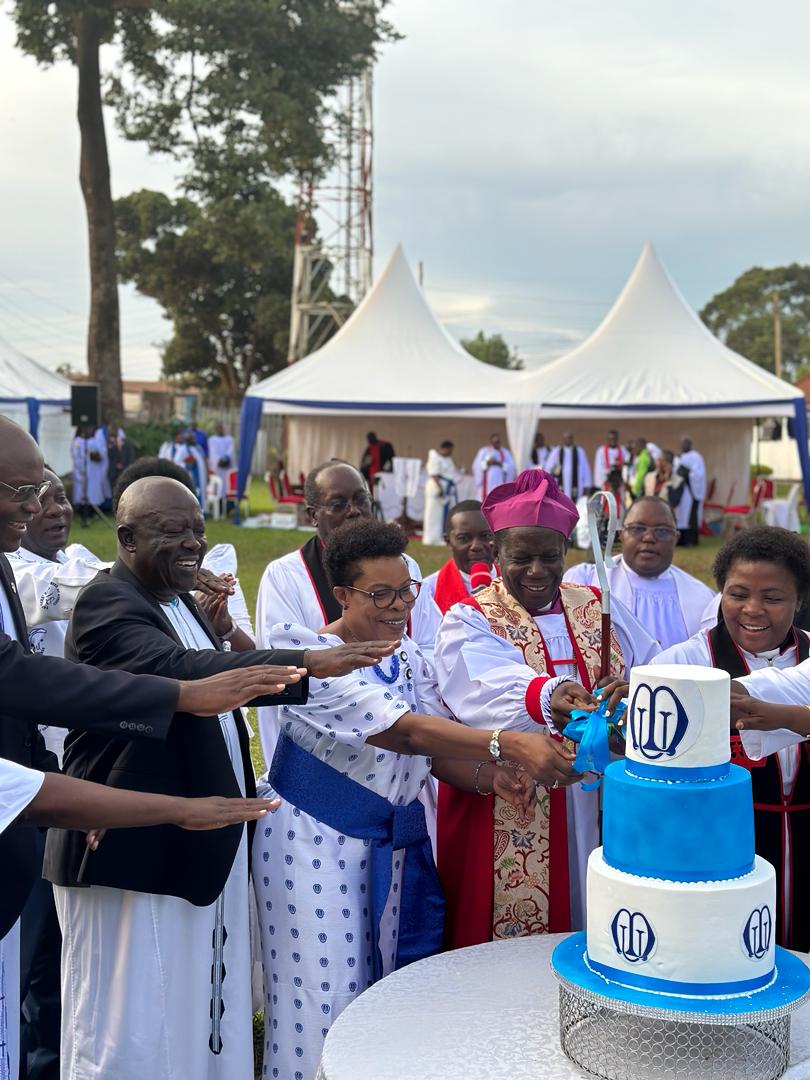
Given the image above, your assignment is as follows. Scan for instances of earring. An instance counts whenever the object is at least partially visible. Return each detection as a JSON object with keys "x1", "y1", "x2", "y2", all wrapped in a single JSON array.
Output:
[{"x1": 342, "y1": 605, "x2": 349, "y2": 611}]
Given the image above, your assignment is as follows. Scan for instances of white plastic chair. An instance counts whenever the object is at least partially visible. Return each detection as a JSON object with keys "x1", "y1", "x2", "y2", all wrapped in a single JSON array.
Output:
[
  {"x1": 206, "y1": 474, "x2": 224, "y2": 520},
  {"x1": 761, "y1": 483, "x2": 801, "y2": 532}
]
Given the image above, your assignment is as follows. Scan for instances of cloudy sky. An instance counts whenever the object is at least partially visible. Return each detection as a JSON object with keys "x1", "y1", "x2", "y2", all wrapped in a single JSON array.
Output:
[{"x1": 2, "y1": 0, "x2": 810, "y2": 380}]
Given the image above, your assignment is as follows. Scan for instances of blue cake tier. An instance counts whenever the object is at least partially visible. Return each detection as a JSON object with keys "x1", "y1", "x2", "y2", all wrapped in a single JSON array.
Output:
[{"x1": 601, "y1": 760, "x2": 754, "y2": 882}]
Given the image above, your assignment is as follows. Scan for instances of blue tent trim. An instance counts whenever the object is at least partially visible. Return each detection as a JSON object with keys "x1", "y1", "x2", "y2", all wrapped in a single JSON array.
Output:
[
  {"x1": 0, "y1": 396, "x2": 69, "y2": 444},
  {"x1": 235, "y1": 395, "x2": 264, "y2": 524}
]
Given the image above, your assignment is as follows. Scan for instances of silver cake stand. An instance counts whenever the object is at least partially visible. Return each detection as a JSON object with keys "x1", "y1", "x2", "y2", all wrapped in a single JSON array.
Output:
[{"x1": 552, "y1": 933, "x2": 810, "y2": 1080}]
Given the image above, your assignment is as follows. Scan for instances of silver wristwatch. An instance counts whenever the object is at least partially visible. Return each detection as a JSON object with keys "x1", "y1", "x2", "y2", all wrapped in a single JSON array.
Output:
[{"x1": 489, "y1": 728, "x2": 503, "y2": 761}]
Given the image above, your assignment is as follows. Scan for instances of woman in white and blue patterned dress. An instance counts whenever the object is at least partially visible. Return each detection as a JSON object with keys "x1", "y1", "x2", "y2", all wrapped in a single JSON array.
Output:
[{"x1": 252, "y1": 520, "x2": 580, "y2": 1080}]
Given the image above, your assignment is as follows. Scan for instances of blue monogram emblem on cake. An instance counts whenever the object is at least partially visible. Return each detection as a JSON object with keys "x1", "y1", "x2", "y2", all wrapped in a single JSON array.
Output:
[
  {"x1": 628, "y1": 683, "x2": 690, "y2": 760},
  {"x1": 610, "y1": 909, "x2": 656, "y2": 963},
  {"x1": 742, "y1": 906, "x2": 772, "y2": 960}
]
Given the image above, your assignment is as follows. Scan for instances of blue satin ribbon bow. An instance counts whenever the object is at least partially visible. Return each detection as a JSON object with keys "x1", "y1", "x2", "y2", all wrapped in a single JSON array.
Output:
[
  {"x1": 268, "y1": 732, "x2": 445, "y2": 983},
  {"x1": 566, "y1": 698, "x2": 626, "y2": 790}
]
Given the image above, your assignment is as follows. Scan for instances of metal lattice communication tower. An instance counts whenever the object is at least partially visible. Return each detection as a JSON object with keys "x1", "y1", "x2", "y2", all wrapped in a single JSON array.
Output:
[{"x1": 287, "y1": 66, "x2": 373, "y2": 363}]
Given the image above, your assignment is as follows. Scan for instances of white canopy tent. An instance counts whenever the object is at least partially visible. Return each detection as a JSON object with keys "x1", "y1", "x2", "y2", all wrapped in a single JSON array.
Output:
[
  {"x1": 508, "y1": 244, "x2": 810, "y2": 508},
  {"x1": 237, "y1": 245, "x2": 516, "y2": 487},
  {"x1": 0, "y1": 337, "x2": 73, "y2": 475}
]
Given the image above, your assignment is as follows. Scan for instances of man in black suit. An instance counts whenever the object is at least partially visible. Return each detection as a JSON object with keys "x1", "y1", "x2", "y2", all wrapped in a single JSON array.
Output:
[
  {"x1": 44, "y1": 475, "x2": 395, "y2": 1079},
  {"x1": 0, "y1": 416, "x2": 324, "y2": 1080}
]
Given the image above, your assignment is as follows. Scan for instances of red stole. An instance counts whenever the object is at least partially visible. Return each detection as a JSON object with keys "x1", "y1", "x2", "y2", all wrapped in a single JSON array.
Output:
[{"x1": 432, "y1": 560, "x2": 471, "y2": 615}]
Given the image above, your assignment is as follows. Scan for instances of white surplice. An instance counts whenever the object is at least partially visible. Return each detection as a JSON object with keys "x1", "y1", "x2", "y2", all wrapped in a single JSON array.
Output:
[
  {"x1": 543, "y1": 445, "x2": 592, "y2": 500},
  {"x1": 253, "y1": 625, "x2": 444, "y2": 1080},
  {"x1": 592, "y1": 444, "x2": 628, "y2": 490},
  {"x1": 410, "y1": 564, "x2": 496, "y2": 663},
  {"x1": 564, "y1": 555, "x2": 713, "y2": 650},
  {"x1": 54, "y1": 601, "x2": 254, "y2": 1080},
  {"x1": 472, "y1": 446, "x2": 516, "y2": 500},
  {"x1": 673, "y1": 449, "x2": 706, "y2": 529},
  {"x1": 208, "y1": 434, "x2": 235, "y2": 488},
  {"x1": 71, "y1": 434, "x2": 108, "y2": 506},
  {"x1": 254, "y1": 546, "x2": 422, "y2": 771},
  {"x1": 434, "y1": 593, "x2": 659, "y2": 929},
  {"x1": 422, "y1": 450, "x2": 459, "y2": 545}
]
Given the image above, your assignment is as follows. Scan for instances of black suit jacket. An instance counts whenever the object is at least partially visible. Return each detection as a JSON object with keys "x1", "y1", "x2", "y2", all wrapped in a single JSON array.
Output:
[
  {"x1": 0, "y1": 553, "x2": 182, "y2": 936},
  {"x1": 44, "y1": 560, "x2": 309, "y2": 906}
]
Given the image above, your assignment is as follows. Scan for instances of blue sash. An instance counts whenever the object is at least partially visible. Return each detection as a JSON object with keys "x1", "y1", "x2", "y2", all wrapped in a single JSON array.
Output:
[{"x1": 268, "y1": 733, "x2": 445, "y2": 982}]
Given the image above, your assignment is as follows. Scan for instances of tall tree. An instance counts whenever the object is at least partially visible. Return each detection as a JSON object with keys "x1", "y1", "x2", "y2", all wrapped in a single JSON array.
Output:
[
  {"x1": 461, "y1": 330, "x2": 524, "y2": 370},
  {"x1": 12, "y1": 0, "x2": 393, "y2": 423},
  {"x1": 700, "y1": 264, "x2": 810, "y2": 380},
  {"x1": 115, "y1": 186, "x2": 297, "y2": 402}
]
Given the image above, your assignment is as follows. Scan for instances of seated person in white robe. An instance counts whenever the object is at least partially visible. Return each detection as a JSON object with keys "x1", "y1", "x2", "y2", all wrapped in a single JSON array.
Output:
[
  {"x1": 254, "y1": 519, "x2": 567, "y2": 1080},
  {"x1": 255, "y1": 460, "x2": 420, "y2": 766},
  {"x1": 472, "y1": 433, "x2": 516, "y2": 500},
  {"x1": 207, "y1": 422, "x2": 235, "y2": 490},
  {"x1": 434, "y1": 469, "x2": 659, "y2": 949},
  {"x1": 654, "y1": 526, "x2": 810, "y2": 951},
  {"x1": 411, "y1": 499, "x2": 496, "y2": 661},
  {"x1": 564, "y1": 496, "x2": 712, "y2": 649}
]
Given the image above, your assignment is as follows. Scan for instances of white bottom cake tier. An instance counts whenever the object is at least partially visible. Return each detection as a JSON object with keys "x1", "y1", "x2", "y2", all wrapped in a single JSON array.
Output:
[{"x1": 586, "y1": 848, "x2": 776, "y2": 998}]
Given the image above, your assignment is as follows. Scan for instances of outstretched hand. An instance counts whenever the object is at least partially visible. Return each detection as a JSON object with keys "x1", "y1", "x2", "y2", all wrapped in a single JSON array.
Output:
[
  {"x1": 549, "y1": 681, "x2": 595, "y2": 730},
  {"x1": 594, "y1": 675, "x2": 630, "y2": 719},
  {"x1": 304, "y1": 642, "x2": 398, "y2": 679},
  {"x1": 731, "y1": 692, "x2": 802, "y2": 733},
  {"x1": 177, "y1": 666, "x2": 306, "y2": 715},
  {"x1": 492, "y1": 765, "x2": 537, "y2": 825}
]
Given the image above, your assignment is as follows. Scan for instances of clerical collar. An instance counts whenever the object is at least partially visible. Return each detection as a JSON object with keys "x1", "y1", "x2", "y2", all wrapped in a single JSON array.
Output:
[
  {"x1": 620, "y1": 557, "x2": 672, "y2": 584},
  {"x1": 529, "y1": 591, "x2": 563, "y2": 617}
]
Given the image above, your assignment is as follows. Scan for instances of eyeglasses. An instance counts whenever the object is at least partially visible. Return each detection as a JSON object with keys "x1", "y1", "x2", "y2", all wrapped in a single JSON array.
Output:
[
  {"x1": 0, "y1": 480, "x2": 52, "y2": 504},
  {"x1": 310, "y1": 493, "x2": 373, "y2": 515},
  {"x1": 345, "y1": 580, "x2": 422, "y2": 609},
  {"x1": 622, "y1": 524, "x2": 678, "y2": 542}
]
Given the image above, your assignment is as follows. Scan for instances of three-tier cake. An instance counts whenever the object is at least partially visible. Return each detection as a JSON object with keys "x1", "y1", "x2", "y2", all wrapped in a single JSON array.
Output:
[{"x1": 552, "y1": 664, "x2": 810, "y2": 1079}]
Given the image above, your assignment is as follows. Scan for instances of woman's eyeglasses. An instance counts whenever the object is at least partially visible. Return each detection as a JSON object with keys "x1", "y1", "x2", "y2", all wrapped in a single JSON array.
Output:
[
  {"x1": 344, "y1": 581, "x2": 422, "y2": 609},
  {"x1": 0, "y1": 480, "x2": 52, "y2": 504},
  {"x1": 622, "y1": 524, "x2": 678, "y2": 542}
]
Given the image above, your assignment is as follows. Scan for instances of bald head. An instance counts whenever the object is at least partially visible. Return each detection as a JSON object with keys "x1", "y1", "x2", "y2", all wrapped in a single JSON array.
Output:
[
  {"x1": 304, "y1": 461, "x2": 373, "y2": 541},
  {"x1": 116, "y1": 477, "x2": 206, "y2": 601},
  {"x1": 116, "y1": 475, "x2": 199, "y2": 527}
]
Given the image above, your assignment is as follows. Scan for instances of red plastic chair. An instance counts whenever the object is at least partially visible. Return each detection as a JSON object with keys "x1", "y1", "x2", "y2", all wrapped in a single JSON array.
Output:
[{"x1": 267, "y1": 471, "x2": 303, "y2": 505}]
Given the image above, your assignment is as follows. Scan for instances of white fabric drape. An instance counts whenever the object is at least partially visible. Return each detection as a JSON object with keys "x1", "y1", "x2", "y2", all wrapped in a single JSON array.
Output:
[{"x1": 505, "y1": 402, "x2": 541, "y2": 472}]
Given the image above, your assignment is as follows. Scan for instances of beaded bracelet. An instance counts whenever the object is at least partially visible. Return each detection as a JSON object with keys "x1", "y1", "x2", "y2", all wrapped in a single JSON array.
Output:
[{"x1": 473, "y1": 761, "x2": 492, "y2": 796}]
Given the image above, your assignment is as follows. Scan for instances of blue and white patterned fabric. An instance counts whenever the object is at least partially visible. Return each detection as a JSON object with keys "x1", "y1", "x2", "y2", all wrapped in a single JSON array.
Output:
[{"x1": 252, "y1": 625, "x2": 446, "y2": 1080}]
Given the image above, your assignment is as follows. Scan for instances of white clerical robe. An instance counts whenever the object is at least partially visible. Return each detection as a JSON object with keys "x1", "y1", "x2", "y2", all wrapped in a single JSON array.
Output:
[
  {"x1": 544, "y1": 445, "x2": 592, "y2": 500},
  {"x1": 208, "y1": 434, "x2": 235, "y2": 489},
  {"x1": 472, "y1": 446, "x2": 516, "y2": 500},
  {"x1": 255, "y1": 546, "x2": 422, "y2": 769},
  {"x1": 410, "y1": 564, "x2": 496, "y2": 663},
  {"x1": 673, "y1": 449, "x2": 706, "y2": 529},
  {"x1": 593, "y1": 444, "x2": 628, "y2": 490},
  {"x1": 564, "y1": 556, "x2": 713, "y2": 650},
  {"x1": 54, "y1": 601, "x2": 254, "y2": 1080},
  {"x1": 422, "y1": 450, "x2": 459, "y2": 545},
  {"x1": 71, "y1": 433, "x2": 108, "y2": 506},
  {"x1": 434, "y1": 595, "x2": 659, "y2": 929}
]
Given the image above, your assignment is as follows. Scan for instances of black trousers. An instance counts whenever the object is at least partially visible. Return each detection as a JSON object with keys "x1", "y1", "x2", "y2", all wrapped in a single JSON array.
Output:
[{"x1": 19, "y1": 834, "x2": 60, "y2": 1080}]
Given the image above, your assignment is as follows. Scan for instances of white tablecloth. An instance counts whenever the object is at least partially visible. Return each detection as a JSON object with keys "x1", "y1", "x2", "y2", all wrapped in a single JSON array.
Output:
[{"x1": 315, "y1": 935, "x2": 810, "y2": 1080}]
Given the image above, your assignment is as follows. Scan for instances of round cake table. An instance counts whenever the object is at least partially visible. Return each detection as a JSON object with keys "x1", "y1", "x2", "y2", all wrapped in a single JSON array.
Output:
[{"x1": 315, "y1": 935, "x2": 810, "y2": 1080}]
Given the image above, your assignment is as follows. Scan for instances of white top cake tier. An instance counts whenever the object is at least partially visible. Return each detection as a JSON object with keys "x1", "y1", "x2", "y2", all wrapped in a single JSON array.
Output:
[{"x1": 624, "y1": 664, "x2": 730, "y2": 777}]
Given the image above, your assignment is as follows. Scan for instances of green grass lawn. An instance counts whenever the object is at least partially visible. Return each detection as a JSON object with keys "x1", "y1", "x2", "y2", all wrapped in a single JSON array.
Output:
[{"x1": 72, "y1": 477, "x2": 726, "y2": 778}]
